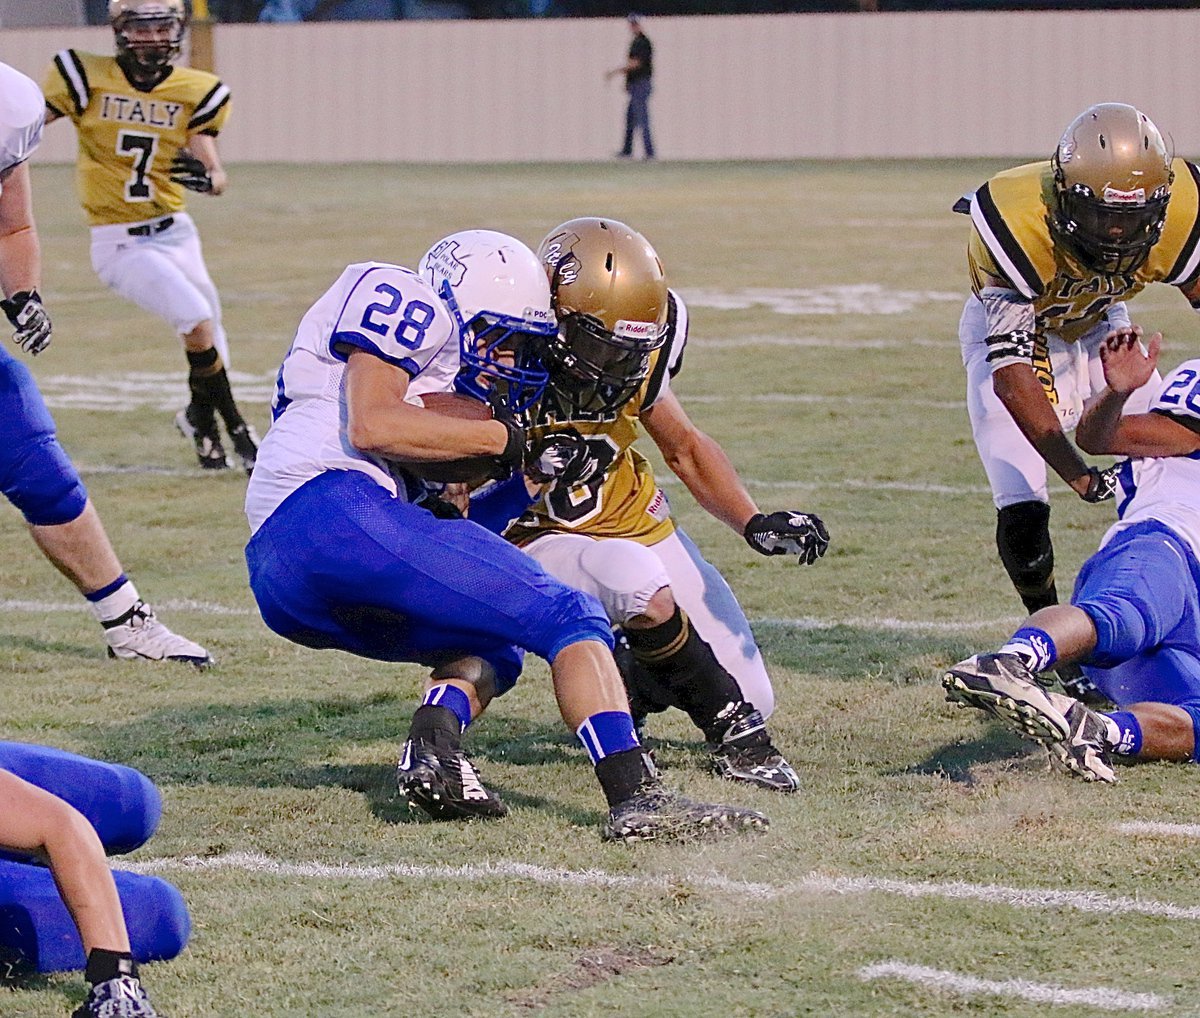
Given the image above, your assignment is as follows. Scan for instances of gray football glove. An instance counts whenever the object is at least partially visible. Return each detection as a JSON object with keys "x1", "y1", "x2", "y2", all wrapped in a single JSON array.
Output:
[
  {"x1": 1080, "y1": 465, "x2": 1120, "y2": 504},
  {"x1": 526, "y1": 429, "x2": 601, "y2": 488},
  {"x1": 744, "y1": 510, "x2": 830, "y2": 565},
  {"x1": 1, "y1": 289, "x2": 51, "y2": 355}
]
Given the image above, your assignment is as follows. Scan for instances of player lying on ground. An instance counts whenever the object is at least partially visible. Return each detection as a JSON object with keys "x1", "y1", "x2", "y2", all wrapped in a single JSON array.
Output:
[
  {"x1": 0, "y1": 742, "x2": 190, "y2": 1017},
  {"x1": 474, "y1": 217, "x2": 828, "y2": 792},
  {"x1": 245, "y1": 228, "x2": 767, "y2": 841},
  {"x1": 944, "y1": 329, "x2": 1200, "y2": 781},
  {"x1": 0, "y1": 60, "x2": 208, "y2": 666}
]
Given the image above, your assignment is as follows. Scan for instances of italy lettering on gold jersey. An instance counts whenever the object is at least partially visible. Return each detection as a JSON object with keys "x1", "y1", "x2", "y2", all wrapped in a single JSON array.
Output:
[
  {"x1": 42, "y1": 50, "x2": 230, "y2": 226},
  {"x1": 967, "y1": 159, "x2": 1200, "y2": 342},
  {"x1": 506, "y1": 291, "x2": 689, "y2": 548}
]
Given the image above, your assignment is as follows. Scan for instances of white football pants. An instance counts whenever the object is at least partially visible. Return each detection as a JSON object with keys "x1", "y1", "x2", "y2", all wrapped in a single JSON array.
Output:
[
  {"x1": 90, "y1": 211, "x2": 231, "y2": 366},
  {"x1": 959, "y1": 295, "x2": 1158, "y2": 509},
  {"x1": 523, "y1": 527, "x2": 775, "y2": 717}
]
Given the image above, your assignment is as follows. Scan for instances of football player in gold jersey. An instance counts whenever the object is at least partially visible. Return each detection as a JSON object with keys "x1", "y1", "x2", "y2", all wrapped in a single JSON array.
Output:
[
  {"x1": 503, "y1": 218, "x2": 829, "y2": 793},
  {"x1": 41, "y1": 0, "x2": 259, "y2": 475},
  {"x1": 957, "y1": 102, "x2": 1200, "y2": 700}
]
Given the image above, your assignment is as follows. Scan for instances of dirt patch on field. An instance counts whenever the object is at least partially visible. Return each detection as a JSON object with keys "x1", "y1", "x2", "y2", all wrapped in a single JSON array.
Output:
[{"x1": 507, "y1": 946, "x2": 674, "y2": 1010}]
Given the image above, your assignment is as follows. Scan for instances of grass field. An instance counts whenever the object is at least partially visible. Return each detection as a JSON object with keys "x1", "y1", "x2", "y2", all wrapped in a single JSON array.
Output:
[{"x1": 4, "y1": 160, "x2": 1200, "y2": 1017}]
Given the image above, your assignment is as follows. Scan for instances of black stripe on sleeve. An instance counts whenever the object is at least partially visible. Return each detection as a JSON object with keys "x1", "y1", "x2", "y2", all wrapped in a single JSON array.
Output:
[
  {"x1": 639, "y1": 294, "x2": 680, "y2": 410},
  {"x1": 53, "y1": 50, "x2": 89, "y2": 117},
  {"x1": 187, "y1": 84, "x2": 229, "y2": 130},
  {"x1": 1167, "y1": 161, "x2": 1200, "y2": 286},
  {"x1": 975, "y1": 181, "x2": 1045, "y2": 298}
]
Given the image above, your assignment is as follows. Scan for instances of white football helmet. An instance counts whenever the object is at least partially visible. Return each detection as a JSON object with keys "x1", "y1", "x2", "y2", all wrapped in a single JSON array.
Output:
[{"x1": 418, "y1": 230, "x2": 555, "y2": 415}]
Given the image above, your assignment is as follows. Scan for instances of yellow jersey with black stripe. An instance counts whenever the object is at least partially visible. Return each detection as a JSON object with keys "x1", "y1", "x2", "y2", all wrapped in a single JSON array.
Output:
[
  {"x1": 41, "y1": 50, "x2": 230, "y2": 226},
  {"x1": 506, "y1": 290, "x2": 689, "y2": 548},
  {"x1": 967, "y1": 158, "x2": 1200, "y2": 342}
]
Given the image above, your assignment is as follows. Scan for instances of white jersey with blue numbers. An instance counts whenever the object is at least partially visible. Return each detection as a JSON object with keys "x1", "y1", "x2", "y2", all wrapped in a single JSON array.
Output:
[
  {"x1": 0, "y1": 62, "x2": 45, "y2": 176},
  {"x1": 245, "y1": 261, "x2": 461, "y2": 534},
  {"x1": 1106, "y1": 357, "x2": 1200, "y2": 562}
]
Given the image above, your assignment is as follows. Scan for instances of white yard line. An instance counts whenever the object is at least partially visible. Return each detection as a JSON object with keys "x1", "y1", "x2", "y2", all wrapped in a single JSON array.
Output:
[
  {"x1": 124, "y1": 851, "x2": 1200, "y2": 922},
  {"x1": 857, "y1": 960, "x2": 1170, "y2": 1012},
  {"x1": 1117, "y1": 821, "x2": 1200, "y2": 839}
]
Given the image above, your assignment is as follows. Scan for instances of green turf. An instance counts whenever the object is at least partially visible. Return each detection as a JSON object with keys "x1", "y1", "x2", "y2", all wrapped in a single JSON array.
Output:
[{"x1": 3, "y1": 161, "x2": 1198, "y2": 1016}]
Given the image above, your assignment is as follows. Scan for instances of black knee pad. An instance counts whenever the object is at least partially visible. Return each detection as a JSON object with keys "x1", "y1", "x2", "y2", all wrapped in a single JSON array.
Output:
[{"x1": 996, "y1": 500, "x2": 1057, "y2": 609}]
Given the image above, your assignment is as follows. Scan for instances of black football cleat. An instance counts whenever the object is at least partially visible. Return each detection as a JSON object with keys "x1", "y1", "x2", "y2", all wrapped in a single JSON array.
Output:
[
  {"x1": 707, "y1": 702, "x2": 800, "y2": 793},
  {"x1": 602, "y1": 782, "x2": 768, "y2": 843},
  {"x1": 227, "y1": 422, "x2": 260, "y2": 477},
  {"x1": 72, "y1": 975, "x2": 161, "y2": 1017},
  {"x1": 175, "y1": 406, "x2": 228, "y2": 470},
  {"x1": 942, "y1": 652, "x2": 1072, "y2": 742},
  {"x1": 396, "y1": 739, "x2": 507, "y2": 820}
]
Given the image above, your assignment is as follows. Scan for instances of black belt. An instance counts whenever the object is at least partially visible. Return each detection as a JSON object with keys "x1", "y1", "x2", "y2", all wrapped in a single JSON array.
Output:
[{"x1": 128, "y1": 216, "x2": 174, "y2": 237}]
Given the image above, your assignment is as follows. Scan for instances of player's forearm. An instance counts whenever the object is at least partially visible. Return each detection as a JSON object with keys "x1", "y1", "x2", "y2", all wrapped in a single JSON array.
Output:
[
  {"x1": 0, "y1": 226, "x2": 40, "y2": 297},
  {"x1": 348, "y1": 403, "x2": 508, "y2": 463},
  {"x1": 188, "y1": 134, "x2": 226, "y2": 195},
  {"x1": 666, "y1": 431, "x2": 758, "y2": 532},
  {"x1": 993, "y1": 364, "x2": 1090, "y2": 491},
  {"x1": 1075, "y1": 387, "x2": 1131, "y2": 454}
]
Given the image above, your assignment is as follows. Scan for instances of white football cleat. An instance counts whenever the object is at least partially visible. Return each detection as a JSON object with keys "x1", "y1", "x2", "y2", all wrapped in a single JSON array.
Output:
[{"x1": 103, "y1": 601, "x2": 213, "y2": 668}]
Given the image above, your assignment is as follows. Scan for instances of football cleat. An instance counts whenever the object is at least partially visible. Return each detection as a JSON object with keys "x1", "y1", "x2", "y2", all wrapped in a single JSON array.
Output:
[
  {"x1": 942, "y1": 652, "x2": 1072, "y2": 742},
  {"x1": 227, "y1": 422, "x2": 260, "y2": 477},
  {"x1": 707, "y1": 702, "x2": 800, "y2": 793},
  {"x1": 103, "y1": 601, "x2": 213, "y2": 668},
  {"x1": 174, "y1": 406, "x2": 228, "y2": 471},
  {"x1": 1048, "y1": 702, "x2": 1118, "y2": 783},
  {"x1": 602, "y1": 783, "x2": 769, "y2": 843},
  {"x1": 72, "y1": 975, "x2": 161, "y2": 1018},
  {"x1": 396, "y1": 739, "x2": 507, "y2": 820}
]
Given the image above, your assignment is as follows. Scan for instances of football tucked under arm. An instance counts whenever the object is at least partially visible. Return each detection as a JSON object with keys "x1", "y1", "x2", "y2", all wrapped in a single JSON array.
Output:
[{"x1": 393, "y1": 392, "x2": 524, "y2": 485}]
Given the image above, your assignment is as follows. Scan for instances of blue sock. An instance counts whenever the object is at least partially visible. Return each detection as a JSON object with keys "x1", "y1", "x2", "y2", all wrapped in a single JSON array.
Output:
[
  {"x1": 84, "y1": 574, "x2": 128, "y2": 603},
  {"x1": 1000, "y1": 626, "x2": 1058, "y2": 672},
  {"x1": 422, "y1": 684, "x2": 472, "y2": 732},
  {"x1": 1105, "y1": 711, "x2": 1143, "y2": 756},
  {"x1": 575, "y1": 711, "x2": 640, "y2": 765}
]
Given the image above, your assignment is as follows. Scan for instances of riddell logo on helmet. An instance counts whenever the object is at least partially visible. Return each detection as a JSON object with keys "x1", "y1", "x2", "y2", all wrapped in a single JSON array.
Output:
[
  {"x1": 614, "y1": 320, "x2": 656, "y2": 338},
  {"x1": 1103, "y1": 186, "x2": 1146, "y2": 204}
]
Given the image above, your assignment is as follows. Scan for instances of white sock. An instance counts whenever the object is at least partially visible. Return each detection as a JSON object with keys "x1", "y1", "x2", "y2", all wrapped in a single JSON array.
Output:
[{"x1": 88, "y1": 580, "x2": 141, "y2": 625}]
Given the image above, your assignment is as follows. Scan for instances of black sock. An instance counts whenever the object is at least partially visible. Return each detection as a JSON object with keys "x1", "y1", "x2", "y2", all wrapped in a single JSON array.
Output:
[
  {"x1": 594, "y1": 747, "x2": 655, "y2": 808},
  {"x1": 624, "y1": 606, "x2": 743, "y2": 733},
  {"x1": 84, "y1": 948, "x2": 136, "y2": 985},
  {"x1": 408, "y1": 704, "x2": 461, "y2": 751},
  {"x1": 186, "y1": 347, "x2": 245, "y2": 432}
]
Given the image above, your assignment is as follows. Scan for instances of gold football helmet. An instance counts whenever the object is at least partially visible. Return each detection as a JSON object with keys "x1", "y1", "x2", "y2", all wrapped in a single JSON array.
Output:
[
  {"x1": 1052, "y1": 103, "x2": 1174, "y2": 274},
  {"x1": 110, "y1": 0, "x2": 187, "y2": 77},
  {"x1": 536, "y1": 217, "x2": 667, "y2": 415}
]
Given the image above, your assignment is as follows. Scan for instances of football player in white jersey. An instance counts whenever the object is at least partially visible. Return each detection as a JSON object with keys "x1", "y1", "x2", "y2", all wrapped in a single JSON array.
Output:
[
  {"x1": 944, "y1": 329, "x2": 1200, "y2": 780},
  {"x1": 0, "y1": 60, "x2": 210, "y2": 669},
  {"x1": 491, "y1": 218, "x2": 828, "y2": 793},
  {"x1": 245, "y1": 229, "x2": 768, "y2": 841}
]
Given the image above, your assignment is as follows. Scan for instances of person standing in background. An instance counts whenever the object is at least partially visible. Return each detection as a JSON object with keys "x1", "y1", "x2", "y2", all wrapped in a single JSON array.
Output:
[{"x1": 607, "y1": 12, "x2": 654, "y2": 161}]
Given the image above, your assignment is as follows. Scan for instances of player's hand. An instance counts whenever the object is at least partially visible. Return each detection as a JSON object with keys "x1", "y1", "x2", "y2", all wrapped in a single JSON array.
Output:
[
  {"x1": 1079, "y1": 464, "x2": 1121, "y2": 504},
  {"x1": 1099, "y1": 326, "x2": 1161, "y2": 395},
  {"x1": 744, "y1": 510, "x2": 830, "y2": 565},
  {"x1": 1, "y1": 289, "x2": 51, "y2": 355},
  {"x1": 169, "y1": 151, "x2": 214, "y2": 193},
  {"x1": 488, "y1": 399, "x2": 527, "y2": 475},
  {"x1": 525, "y1": 429, "x2": 601, "y2": 488}
]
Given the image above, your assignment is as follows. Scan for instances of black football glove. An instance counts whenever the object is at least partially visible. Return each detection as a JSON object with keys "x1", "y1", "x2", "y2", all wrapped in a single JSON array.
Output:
[
  {"x1": 525, "y1": 429, "x2": 602, "y2": 488},
  {"x1": 169, "y1": 152, "x2": 213, "y2": 193},
  {"x1": 1, "y1": 289, "x2": 51, "y2": 355},
  {"x1": 1080, "y1": 464, "x2": 1120, "y2": 504},
  {"x1": 744, "y1": 510, "x2": 830, "y2": 565},
  {"x1": 488, "y1": 398, "x2": 527, "y2": 476}
]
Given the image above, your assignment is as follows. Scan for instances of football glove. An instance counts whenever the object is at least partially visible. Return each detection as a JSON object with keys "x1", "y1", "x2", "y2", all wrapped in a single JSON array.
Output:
[
  {"x1": 744, "y1": 510, "x2": 830, "y2": 565},
  {"x1": 525, "y1": 429, "x2": 602, "y2": 488},
  {"x1": 1080, "y1": 464, "x2": 1120, "y2": 504},
  {"x1": 169, "y1": 151, "x2": 213, "y2": 193},
  {"x1": 1, "y1": 289, "x2": 51, "y2": 355},
  {"x1": 489, "y1": 399, "x2": 527, "y2": 475}
]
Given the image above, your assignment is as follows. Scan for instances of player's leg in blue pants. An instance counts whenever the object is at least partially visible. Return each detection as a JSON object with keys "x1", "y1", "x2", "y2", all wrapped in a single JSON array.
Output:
[{"x1": 0, "y1": 744, "x2": 190, "y2": 973}]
